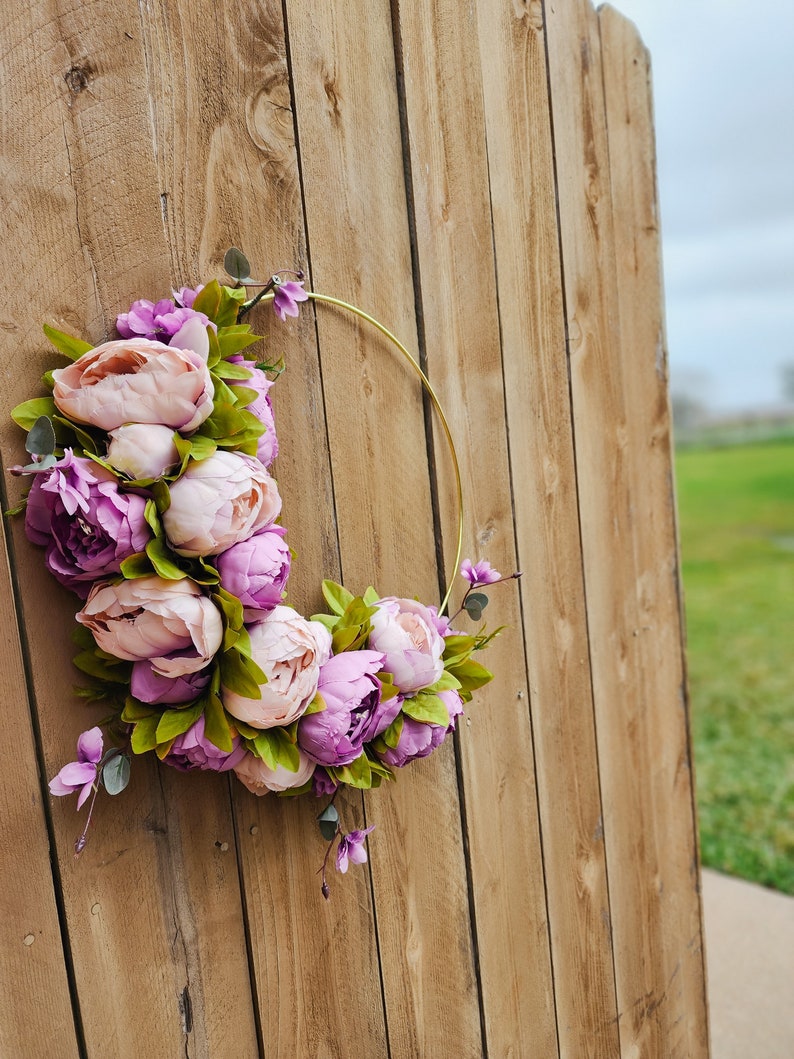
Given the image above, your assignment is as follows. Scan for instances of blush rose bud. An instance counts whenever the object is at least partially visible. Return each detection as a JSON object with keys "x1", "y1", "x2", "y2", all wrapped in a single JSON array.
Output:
[{"x1": 106, "y1": 424, "x2": 180, "y2": 480}]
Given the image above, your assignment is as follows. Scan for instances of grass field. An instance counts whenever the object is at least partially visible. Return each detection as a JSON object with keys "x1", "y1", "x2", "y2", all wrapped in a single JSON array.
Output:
[{"x1": 675, "y1": 439, "x2": 794, "y2": 893}]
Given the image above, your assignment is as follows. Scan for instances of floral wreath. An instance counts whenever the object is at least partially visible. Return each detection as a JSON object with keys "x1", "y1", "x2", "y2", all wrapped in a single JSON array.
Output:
[{"x1": 8, "y1": 248, "x2": 518, "y2": 896}]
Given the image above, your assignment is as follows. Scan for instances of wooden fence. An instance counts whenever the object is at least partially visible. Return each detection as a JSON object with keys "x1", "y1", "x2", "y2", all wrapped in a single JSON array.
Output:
[{"x1": 0, "y1": 1, "x2": 709, "y2": 1055}]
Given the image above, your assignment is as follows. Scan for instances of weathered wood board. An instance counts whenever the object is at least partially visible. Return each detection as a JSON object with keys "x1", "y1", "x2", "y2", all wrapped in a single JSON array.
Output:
[{"x1": 0, "y1": 1, "x2": 709, "y2": 1055}]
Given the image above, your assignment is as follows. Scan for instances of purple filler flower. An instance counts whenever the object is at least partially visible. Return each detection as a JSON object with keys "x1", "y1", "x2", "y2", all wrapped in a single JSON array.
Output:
[
  {"x1": 298, "y1": 650, "x2": 399, "y2": 767},
  {"x1": 162, "y1": 714, "x2": 247, "y2": 773},
  {"x1": 273, "y1": 279, "x2": 308, "y2": 322},
  {"x1": 116, "y1": 297, "x2": 214, "y2": 344},
  {"x1": 49, "y1": 727, "x2": 103, "y2": 808},
  {"x1": 216, "y1": 525, "x2": 291, "y2": 621},
  {"x1": 336, "y1": 826, "x2": 376, "y2": 874},
  {"x1": 460, "y1": 558, "x2": 502, "y2": 585},
  {"x1": 377, "y1": 689, "x2": 464, "y2": 769},
  {"x1": 25, "y1": 450, "x2": 149, "y2": 596}
]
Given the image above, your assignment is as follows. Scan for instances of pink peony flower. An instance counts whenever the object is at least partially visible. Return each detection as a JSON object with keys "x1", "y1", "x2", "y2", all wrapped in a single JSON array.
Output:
[
  {"x1": 77, "y1": 575, "x2": 223, "y2": 677},
  {"x1": 368, "y1": 596, "x2": 445, "y2": 693},
  {"x1": 52, "y1": 338, "x2": 214, "y2": 433},
  {"x1": 216, "y1": 525, "x2": 291, "y2": 620},
  {"x1": 233, "y1": 747, "x2": 316, "y2": 794},
  {"x1": 106, "y1": 424, "x2": 180, "y2": 480},
  {"x1": 25, "y1": 450, "x2": 149, "y2": 596},
  {"x1": 222, "y1": 605, "x2": 331, "y2": 729},
  {"x1": 162, "y1": 451, "x2": 281, "y2": 558},
  {"x1": 48, "y1": 727, "x2": 103, "y2": 808}
]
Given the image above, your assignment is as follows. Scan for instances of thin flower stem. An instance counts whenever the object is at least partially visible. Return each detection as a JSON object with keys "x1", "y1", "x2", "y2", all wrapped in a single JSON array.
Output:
[
  {"x1": 318, "y1": 825, "x2": 342, "y2": 900},
  {"x1": 74, "y1": 780, "x2": 101, "y2": 857}
]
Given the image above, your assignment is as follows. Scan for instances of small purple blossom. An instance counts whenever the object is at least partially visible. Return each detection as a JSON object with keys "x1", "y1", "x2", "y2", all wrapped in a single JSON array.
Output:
[
  {"x1": 336, "y1": 826, "x2": 375, "y2": 874},
  {"x1": 48, "y1": 727, "x2": 103, "y2": 809},
  {"x1": 460, "y1": 558, "x2": 502, "y2": 586},
  {"x1": 272, "y1": 279, "x2": 308, "y2": 322},
  {"x1": 172, "y1": 285, "x2": 204, "y2": 309},
  {"x1": 116, "y1": 298, "x2": 213, "y2": 343}
]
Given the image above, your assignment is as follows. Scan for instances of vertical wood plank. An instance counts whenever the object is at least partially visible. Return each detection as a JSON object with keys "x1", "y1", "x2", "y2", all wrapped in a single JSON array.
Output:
[
  {"x1": 391, "y1": 0, "x2": 558, "y2": 1054},
  {"x1": 478, "y1": 2, "x2": 622, "y2": 1053},
  {"x1": 599, "y1": 8, "x2": 710, "y2": 1055},
  {"x1": 1, "y1": 2, "x2": 260, "y2": 1054},
  {"x1": 0, "y1": 516, "x2": 80, "y2": 1058},
  {"x1": 284, "y1": 0, "x2": 483, "y2": 1054}
]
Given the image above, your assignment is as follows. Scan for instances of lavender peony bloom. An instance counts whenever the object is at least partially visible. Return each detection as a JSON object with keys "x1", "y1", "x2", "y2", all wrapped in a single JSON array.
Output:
[
  {"x1": 48, "y1": 727, "x2": 103, "y2": 808},
  {"x1": 368, "y1": 596, "x2": 445, "y2": 693},
  {"x1": 312, "y1": 768, "x2": 338, "y2": 798},
  {"x1": 25, "y1": 451, "x2": 149, "y2": 596},
  {"x1": 216, "y1": 525, "x2": 290, "y2": 621},
  {"x1": 162, "y1": 715, "x2": 246, "y2": 773},
  {"x1": 377, "y1": 689, "x2": 463, "y2": 768},
  {"x1": 298, "y1": 650, "x2": 399, "y2": 767},
  {"x1": 131, "y1": 661, "x2": 211, "y2": 706},
  {"x1": 227, "y1": 356, "x2": 278, "y2": 466}
]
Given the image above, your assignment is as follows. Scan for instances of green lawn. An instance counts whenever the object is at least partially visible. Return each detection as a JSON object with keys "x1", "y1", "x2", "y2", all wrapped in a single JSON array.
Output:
[{"x1": 675, "y1": 439, "x2": 794, "y2": 893}]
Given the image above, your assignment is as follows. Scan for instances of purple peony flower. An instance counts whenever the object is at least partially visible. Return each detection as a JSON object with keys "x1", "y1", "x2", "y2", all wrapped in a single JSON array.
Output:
[
  {"x1": 272, "y1": 279, "x2": 308, "y2": 322},
  {"x1": 336, "y1": 826, "x2": 375, "y2": 873},
  {"x1": 460, "y1": 558, "x2": 502, "y2": 585},
  {"x1": 368, "y1": 596, "x2": 445, "y2": 693},
  {"x1": 49, "y1": 727, "x2": 103, "y2": 808},
  {"x1": 116, "y1": 297, "x2": 213, "y2": 343},
  {"x1": 312, "y1": 768, "x2": 338, "y2": 798},
  {"x1": 25, "y1": 450, "x2": 149, "y2": 596},
  {"x1": 130, "y1": 661, "x2": 211, "y2": 706},
  {"x1": 376, "y1": 689, "x2": 463, "y2": 768},
  {"x1": 216, "y1": 525, "x2": 291, "y2": 621},
  {"x1": 162, "y1": 714, "x2": 247, "y2": 773},
  {"x1": 298, "y1": 650, "x2": 399, "y2": 767},
  {"x1": 227, "y1": 356, "x2": 278, "y2": 466}
]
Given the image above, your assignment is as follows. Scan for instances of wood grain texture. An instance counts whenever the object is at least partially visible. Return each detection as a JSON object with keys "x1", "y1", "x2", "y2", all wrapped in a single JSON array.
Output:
[
  {"x1": 599, "y1": 8, "x2": 710, "y2": 1054},
  {"x1": 391, "y1": 0, "x2": 558, "y2": 1054},
  {"x1": 284, "y1": 1, "x2": 483, "y2": 1054},
  {"x1": 478, "y1": 3, "x2": 622, "y2": 1054},
  {"x1": 0, "y1": 0, "x2": 708, "y2": 1055}
]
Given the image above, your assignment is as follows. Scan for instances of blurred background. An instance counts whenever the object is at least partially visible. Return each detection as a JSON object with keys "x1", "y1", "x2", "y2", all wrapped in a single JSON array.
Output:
[{"x1": 615, "y1": 0, "x2": 793, "y2": 894}]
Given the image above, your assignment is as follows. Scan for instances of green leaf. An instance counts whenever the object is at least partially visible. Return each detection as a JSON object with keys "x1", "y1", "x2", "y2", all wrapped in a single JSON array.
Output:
[
  {"x1": 317, "y1": 804, "x2": 339, "y2": 841},
  {"x1": 428, "y1": 669, "x2": 462, "y2": 694},
  {"x1": 362, "y1": 586, "x2": 380, "y2": 606},
  {"x1": 73, "y1": 649, "x2": 131, "y2": 683},
  {"x1": 251, "y1": 730, "x2": 279, "y2": 771},
  {"x1": 203, "y1": 690, "x2": 234, "y2": 752},
  {"x1": 213, "y1": 360, "x2": 256, "y2": 381},
  {"x1": 322, "y1": 579, "x2": 355, "y2": 617},
  {"x1": 220, "y1": 648, "x2": 263, "y2": 699},
  {"x1": 149, "y1": 478, "x2": 171, "y2": 514},
  {"x1": 155, "y1": 701, "x2": 203, "y2": 744},
  {"x1": 224, "y1": 247, "x2": 252, "y2": 283},
  {"x1": 102, "y1": 753, "x2": 131, "y2": 795},
  {"x1": 51, "y1": 415, "x2": 100, "y2": 455},
  {"x1": 119, "y1": 552, "x2": 154, "y2": 579},
  {"x1": 381, "y1": 712, "x2": 404, "y2": 749},
  {"x1": 145, "y1": 537, "x2": 186, "y2": 580},
  {"x1": 217, "y1": 328, "x2": 261, "y2": 359},
  {"x1": 227, "y1": 385, "x2": 259, "y2": 406},
  {"x1": 26, "y1": 416, "x2": 56, "y2": 456},
  {"x1": 329, "y1": 753, "x2": 373, "y2": 790},
  {"x1": 463, "y1": 592, "x2": 489, "y2": 622},
  {"x1": 41, "y1": 369, "x2": 56, "y2": 391},
  {"x1": 121, "y1": 698, "x2": 156, "y2": 722},
  {"x1": 187, "y1": 435, "x2": 218, "y2": 462},
  {"x1": 449, "y1": 658, "x2": 493, "y2": 694},
  {"x1": 42, "y1": 324, "x2": 93, "y2": 361},
  {"x1": 130, "y1": 715, "x2": 160, "y2": 754},
  {"x1": 191, "y1": 279, "x2": 222, "y2": 322},
  {"x1": 304, "y1": 691, "x2": 326, "y2": 716},
  {"x1": 309, "y1": 612, "x2": 337, "y2": 632},
  {"x1": 401, "y1": 692, "x2": 451, "y2": 726},
  {"x1": 11, "y1": 397, "x2": 57, "y2": 431}
]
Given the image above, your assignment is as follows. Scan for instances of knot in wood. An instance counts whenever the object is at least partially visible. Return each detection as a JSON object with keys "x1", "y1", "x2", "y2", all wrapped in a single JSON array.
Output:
[{"x1": 64, "y1": 62, "x2": 93, "y2": 95}]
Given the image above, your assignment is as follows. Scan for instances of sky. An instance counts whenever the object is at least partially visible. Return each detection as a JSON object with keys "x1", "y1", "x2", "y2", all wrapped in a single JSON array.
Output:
[{"x1": 609, "y1": 0, "x2": 794, "y2": 414}]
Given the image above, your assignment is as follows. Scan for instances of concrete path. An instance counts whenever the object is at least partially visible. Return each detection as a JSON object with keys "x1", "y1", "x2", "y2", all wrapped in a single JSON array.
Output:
[{"x1": 702, "y1": 869, "x2": 794, "y2": 1058}]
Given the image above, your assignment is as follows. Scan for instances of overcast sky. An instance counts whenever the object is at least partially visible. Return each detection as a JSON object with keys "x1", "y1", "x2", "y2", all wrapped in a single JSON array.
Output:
[{"x1": 609, "y1": 0, "x2": 794, "y2": 413}]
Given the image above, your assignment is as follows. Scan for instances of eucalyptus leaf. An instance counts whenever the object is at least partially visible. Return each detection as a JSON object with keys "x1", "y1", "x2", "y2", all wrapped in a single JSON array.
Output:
[
  {"x1": 224, "y1": 247, "x2": 252, "y2": 283},
  {"x1": 317, "y1": 803, "x2": 339, "y2": 841},
  {"x1": 25, "y1": 416, "x2": 56, "y2": 456},
  {"x1": 102, "y1": 753, "x2": 131, "y2": 795}
]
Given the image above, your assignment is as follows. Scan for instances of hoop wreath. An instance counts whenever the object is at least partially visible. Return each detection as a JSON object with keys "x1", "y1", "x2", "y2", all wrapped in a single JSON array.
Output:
[{"x1": 7, "y1": 249, "x2": 518, "y2": 895}]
